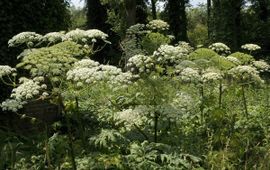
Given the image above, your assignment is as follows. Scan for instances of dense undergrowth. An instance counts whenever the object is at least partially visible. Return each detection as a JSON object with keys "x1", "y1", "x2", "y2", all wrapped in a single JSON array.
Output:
[{"x1": 1, "y1": 20, "x2": 270, "y2": 169}]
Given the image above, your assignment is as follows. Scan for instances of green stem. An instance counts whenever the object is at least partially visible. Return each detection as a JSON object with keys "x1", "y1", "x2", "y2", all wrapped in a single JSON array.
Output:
[
  {"x1": 154, "y1": 112, "x2": 158, "y2": 143},
  {"x1": 241, "y1": 85, "x2": 248, "y2": 118},
  {"x1": 45, "y1": 124, "x2": 53, "y2": 170},
  {"x1": 219, "y1": 80, "x2": 223, "y2": 108},
  {"x1": 200, "y1": 84, "x2": 205, "y2": 123},
  {"x1": 75, "y1": 97, "x2": 87, "y2": 150},
  {"x1": 58, "y1": 95, "x2": 77, "y2": 170}
]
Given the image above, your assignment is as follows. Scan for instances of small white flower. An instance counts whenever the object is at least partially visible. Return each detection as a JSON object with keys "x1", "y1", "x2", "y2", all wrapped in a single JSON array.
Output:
[
  {"x1": 147, "y1": 19, "x2": 169, "y2": 31},
  {"x1": 241, "y1": 44, "x2": 261, "y2": 51},
  {"x1": 252, "y1": 60, "x2": 270, "y2": 72},
  {"x1": 0, "y1": 65, "x2": 16, "y2": 78},
  {"x1": 209, "y1": 42, "x2": 231, "y2": 55}
]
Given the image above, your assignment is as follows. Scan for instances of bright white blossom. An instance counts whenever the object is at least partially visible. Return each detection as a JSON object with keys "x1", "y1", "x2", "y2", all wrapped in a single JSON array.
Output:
[
  {"x1": 127, "y1": 54, "x2": 155, "y2": 74},
  {"x1": 67, "y1": 59, "x2": 134, "y2": 87},
  {"x1": 201, "y1": 71, "x2": 222, "y2": 83},
  {"x1": 241, "y1": 44, "x2": 261, "y2": 51},
  {"x1": 179, "y1": 67, "x2": 200, "y2": 83},
  {"x1": 43, "y1": 32, "x2": 65, "y2": 43},
  {"x1": 252, "y1": 60, "x2": 270, "y2": 72},
  {"x1": 177, "y1": 41, "x2": 194, "y2": 53},
  {"x1": 10, "y1": 78, "x2": 47, "y2": 100},
  {"x1": 1, "y1": 99, "x2": 26, "y2": 112},
  {"x1": 229, "y1": 65, "x2": 263, "y2": 83},
  {"x1": 153, "y1": 45, "x2": 189, "y2": 64},
  {"x1": 65, "y1": 29, "x2": 108, "y2": 43},
  {"x1": 226, "y1": 56, "x2": 241, "y2": 65},
  {"x1": 147, "y1": 19, "x2": 169, "y2": 31},
  {"x1": 0, "y1": 65, "x2": 16, "y2": 78},
  {"x1": 209, "y1": 42, "x2": 231, "y2": 55},
  {"x1": 8, "y1": 32, "x2": 43, "y2": 47}
]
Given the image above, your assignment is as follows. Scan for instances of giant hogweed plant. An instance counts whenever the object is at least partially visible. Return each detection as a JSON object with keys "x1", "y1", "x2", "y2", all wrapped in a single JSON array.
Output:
[{"x1": 1, "y1": 25, "x2": 270, "y2": 169}]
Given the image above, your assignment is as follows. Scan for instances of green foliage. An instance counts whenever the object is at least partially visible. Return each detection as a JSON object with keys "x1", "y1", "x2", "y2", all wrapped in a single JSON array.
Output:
[
  {"x1": 141, "y1": 32, "x2": 171, "y2": 54},
  {"x1": 16, "y1": 41, "x2": 89, "y2": 81},
  {"x1": 230, "y1": 52, "x2": 255, "y2": 65}
]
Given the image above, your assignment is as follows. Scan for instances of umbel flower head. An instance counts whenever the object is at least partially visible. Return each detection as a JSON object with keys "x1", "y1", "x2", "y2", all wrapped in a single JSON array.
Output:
[
  {"x1": 1, "y1": 99, "x2": 26, "y2": 112},
  {"x1": 147, "y1": 19, "x2": 169, "y2": 31},
  {"x1": 209, "y1": 42, "x2": 231, "y2": 55},
  {"x1": 127, "y1": 54, "x2": 155, "y2": 74},
  {"x1": 229, "y1": 65, "x2": 263, "y2": 83},
  {"x1": 43, "y1": 32, "x2": 65, "y2": 44},
  {"x1": 178, "y1": 67, "x2": 200, "y2": 83},
  {"x1": 67, "y1": 59, "x2": 135, "y2": 87},
  {"x1": 10, "y1": 77, "x2": 48, "y2": 101},
  {"x1": 153, "y1": 44, "x2": 189, "y2": 64},
  {"x1": 201, "y1": 70, "x2": 222, "y2": 83},
  {"x1": 0, "y1": 65, "x2": 16, "y2": 78},
  {"x1": 65, "y1": 28, "x2": 109, "y2": 44},
  {"x1": 252, "y1": 60, "x2": 270, "y2": 72},
  {"x1": 241, "y1": 44, "x2": 261, "y2": 51},
  {"x1": 8, "y1": 32, "x2": 43, "y2": 47}
]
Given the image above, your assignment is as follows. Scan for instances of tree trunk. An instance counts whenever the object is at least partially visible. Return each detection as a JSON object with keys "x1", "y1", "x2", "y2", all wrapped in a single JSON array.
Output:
[
  {"x1": 125, "y1": 0, "x2": 137, "y2": 27},
  {"x1": 151, "y1": 0, "x2": 157, "y2": 19}
]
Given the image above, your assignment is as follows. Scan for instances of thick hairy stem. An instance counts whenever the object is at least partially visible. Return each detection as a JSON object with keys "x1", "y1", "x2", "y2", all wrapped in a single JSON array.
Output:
[
  {"x1": 45, "y1": 124, "x2": 53, "y2": 170},
  {"x1": 200, "y1": 85, "x2": 205, "y2": 123},
  {"x1": 154, "y1": 112, "x2": 158, "y2": 143},
  {"x1": 58, "y1": 95, "x2": 77, "y2": 170},
  {"x1": 75, "y1": 97, "x2": 87, "y2": 150},
  {"x1": 241, "y1": 85, "x2": 248, "y2": 118},
  {"x1": 219, "y1": 80, "x2": 223, "y2": 108},
  {"x1": 66, "y1": 118, "x2": 77, "y2": 170}
]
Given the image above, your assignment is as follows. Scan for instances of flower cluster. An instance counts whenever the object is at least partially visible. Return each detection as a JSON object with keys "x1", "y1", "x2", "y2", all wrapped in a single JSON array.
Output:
[
  {"x1": 178, "y1": 67, "x2": 200, "y2": 83},
  {"x1": 226, "y1": 56, "x2": 241, "y2": 65},
  {"x1": 115, "y1": 105, "x2": 155, "y2": 129},
  {"x1": 127, "y1": 54, "x2": 155, "y2": 74},
  {"x1": 0, "y1": 65, "x2": 16, "y2": 78},
  {"x1": 177, "y1": 41, "x2": 194, "y2": 53},
  {"x1": 65, "y1": 28, "x2": 108, "y2": 44},
  {"x1": 153, "y1": 45, "x2": 189, "y2": 64},
  {"x1": 1, "y1": 99, "x2": 26, "y2": 112},
  {"x1": 10, "y1": 78, "x2": 48, "y2": 100},
  {"x1": 201, "y1": 71, "x2": 222, "y2": 83},
  {"x1": 229, "y1": 65, "x2": 263, "y2": 83},
  {"x1": 43, "y1": 32, "x2": 65, "y2": 44},
  {"x1": 241, "y1": 44, "x2": 261, "y2": 51},
  {"x1": 8, "y1": 32, "x2": 43, "y2": 47},
  {"x1": 67, "y1": 59, "x2": 134, "y2": 87},
  {"x1": 252, "y1": 60, "x2": 270, "y2": 72},
  {"x1": 146, "y1": 19, "x2": 169, "y2": 31},
  {"x1": 209, "y1": 42, "x2": 231, "y2": 55}
]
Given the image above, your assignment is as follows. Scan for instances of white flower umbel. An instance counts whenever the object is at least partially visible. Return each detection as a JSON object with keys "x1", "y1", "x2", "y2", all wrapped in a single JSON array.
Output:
[
  {"x1": 43, "y1": 32, "x2": 65, "y2": 44},
  {"x1": 147, "y1": 19, "x2": 169, "y2": 31},
  {"x1": 202, "y1": 71, "x2": 222, "y2": 83},
  {"x1": 65, "y1": 28, "x2": 109, "y2": 43},
  {"x1": 252, "y1": 60, "x2": 270, "y2": 72},
  {"x1": 10, "y1": 78, "x2": 47, "y2": 100},
  {"x1": 241, "y1": 44, "x2": 261, "y2": 51},
  {"x1": 67, "y1": 59, "x2": 134, "y2": 87},
  {"x1": 153, "y1": 45, "x2": 189, "y2": 64},
  {"x1": 209, "y1": 42, "x2": 231, "y2": 55},
  {"x1": 179, "y1": 67, "x2": 201, "y2": 83},
  {"x1": 0, "y1": 65, "x2": 16, "y2": 78},
  {"x1": 1, "y1": 99, "x2": 26, "y2": 112},
  {"x1": 229, "y1": 65, "x2": 263, "y2": 83},
  {"x1": 8, "y1": 32, "x2": 43, "y2": 47},
  {"x1": 226, "y1": 56, "x2": 241, "y2": 65},
  {"x1": 127, "y1": 54, "x2": 155, "y2": 74}
]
